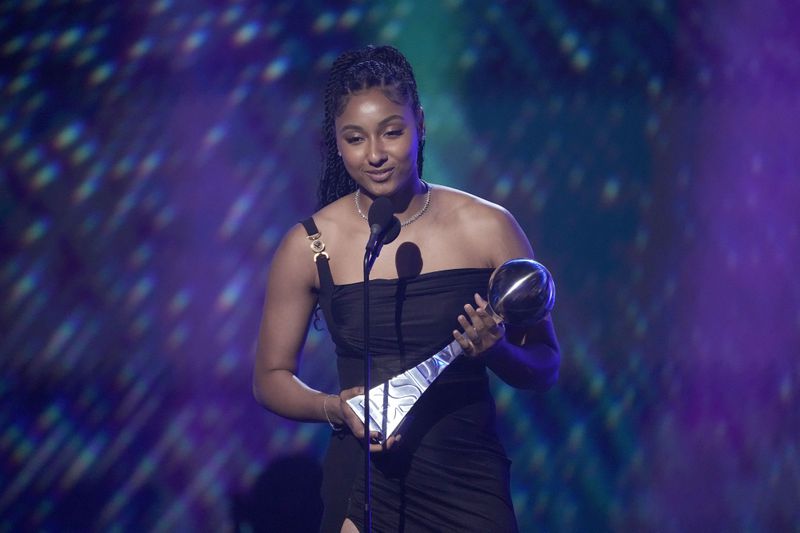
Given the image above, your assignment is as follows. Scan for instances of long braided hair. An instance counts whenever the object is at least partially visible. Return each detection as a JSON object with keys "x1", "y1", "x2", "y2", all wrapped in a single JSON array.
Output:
[{"x1": 317, "y1": 45, "x2": 425, "y2": 209}]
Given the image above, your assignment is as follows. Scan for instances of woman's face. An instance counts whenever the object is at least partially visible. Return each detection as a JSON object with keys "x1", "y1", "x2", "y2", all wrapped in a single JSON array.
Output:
[{"x1": 335, "y1": 86, "x2": 421, "y2": 198}]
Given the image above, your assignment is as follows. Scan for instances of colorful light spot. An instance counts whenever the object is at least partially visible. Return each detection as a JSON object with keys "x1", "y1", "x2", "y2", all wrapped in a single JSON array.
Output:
[
  {"x1": 379, "y1": 20, "x2": 402, "y2": 41},
  {"x1": 220, "y1": 192, "x2": 253, "y2": 237},
  {"x1": 493, "y1": 175, "x2": 512, "y2": 199},
  {"x1": 55, "y1": 27, "x2": 84, "y2": 50},
  {"x1": 8, "y1": 73, "x2": 33, "y2": 94},
  {"x1": 72, "y1": 141, "x2": 96, "y2": 164},
  {"x1": 43, "y1": 318, "x2": 78, "y2": 360},
  {"x1": 129, "y1": 38, "x2": 153, "y2": 58},
  {"x1": 216, "y1": 272, "x2": 246, "y2": 313},
  {"x1": 22, "y1": 219, "x2": 49, "y2": 244},
  {"x1": 182, "y1": 30, "x2": 207, "y2": 53},
  {"x1": 150, "y1": 0, "x2": 172, "y2": 15},
  {"x1": 54, "y1": 122, "x2": 83, "y2": 149},
  {"x1": 572, "y1": 47, "x2": 592, "y2": 72},
  {"x1": 32, "y1": 163, "x2": 59, "y2": 189},
  {"x1": 203, "y1": 124, "x2": 227, "y2": 147},
  {"x1": 89, "y1": 62, "x2": 115, "y2": 85},
  {"x1": 19, "y1": 146, "x2": 44, "y2": 171},
  {"x1": 221, "y1": 6, "x2": 243, "y2": 25},
  {"x1": 3, "y1": 36, "x2": 27, "y2": 55},
  {"x1": 339, "y1": 7, "x2": 363, "y2": 29},
  {"x1": 261, "y1": 57, "x2": 289, "y2": 81},
  {"x1": 3, "y1": 132, "x2": 26, "y2": 153},
  {"x1": 139, "y1": 151, "x2": 162, "y2": 176},
  {"x1": 74, "y1": 46, "x2": 97, "y2": 66},
  {"x1": 312, "y1": 12, "x2": 336, "y2": 33},
  {"x1": 560, "y1": 30, "x2": 579, "y2": 53},
  {"x1": 233, "y1": 22, "x2": 260, "y2": 45},
  {"x1": 128, "y1": 275, "x2": 155, "y2": 307},
  {"x1": 601, "y1": 177, "x2": 620, "y2": 204}
]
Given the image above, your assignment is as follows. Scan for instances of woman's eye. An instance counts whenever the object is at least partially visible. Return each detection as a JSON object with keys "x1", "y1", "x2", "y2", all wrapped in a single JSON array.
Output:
[
  {"x1": 385, "y1": 129, "x2": 403, "y2": 137},
  {"x1": 345, "y1": 136, "x2": 363, "y2": 144}
]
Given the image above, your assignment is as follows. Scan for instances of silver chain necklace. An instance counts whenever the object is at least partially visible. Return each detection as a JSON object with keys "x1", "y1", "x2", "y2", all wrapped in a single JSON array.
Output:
[{"x1": 354, "y1": 180, "x2": 431, "y2": 227}]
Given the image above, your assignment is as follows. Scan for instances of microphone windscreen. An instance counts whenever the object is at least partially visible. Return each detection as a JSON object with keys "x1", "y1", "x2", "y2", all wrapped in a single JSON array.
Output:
[{"x1": 368, "y1": 196, "x2": 394, "y2": 229}]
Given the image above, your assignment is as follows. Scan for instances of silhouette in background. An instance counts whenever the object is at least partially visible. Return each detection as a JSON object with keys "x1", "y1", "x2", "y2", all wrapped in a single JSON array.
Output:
[{"x1": 231, "y1": 454, "x2": 323, "y2": 533}]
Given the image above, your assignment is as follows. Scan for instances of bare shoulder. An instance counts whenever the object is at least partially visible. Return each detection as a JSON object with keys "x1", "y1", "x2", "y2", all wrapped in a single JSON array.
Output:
[
  {"x1": 270, "y1": 221, "x2": 318, "y2": 290},
  {"x1": 309, "y1": 193, "x2": 355, "y2": 233},
  {"x1": 431, "y1": 184, "x2": 519, "y2": 234},
  {"x1": 430, "y1": 184, "x2": 533, "y2": 265},
  {"x1": 271, "y1": 192, "x2": 356, "y2": 286}
]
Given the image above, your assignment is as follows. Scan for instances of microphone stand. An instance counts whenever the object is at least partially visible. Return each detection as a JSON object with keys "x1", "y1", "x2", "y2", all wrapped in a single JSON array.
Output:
[
  {"x1": 360, "y1": 197, "x2": 398, "y2": 533},
  {"x1": 362, "y1": 247, "x2": 375, "y2": 533}
]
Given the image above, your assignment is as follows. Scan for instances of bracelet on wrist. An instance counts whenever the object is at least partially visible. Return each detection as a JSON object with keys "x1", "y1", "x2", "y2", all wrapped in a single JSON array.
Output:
[{"x1": 323, "y1": 394, "x2": 344, "y2": 431}]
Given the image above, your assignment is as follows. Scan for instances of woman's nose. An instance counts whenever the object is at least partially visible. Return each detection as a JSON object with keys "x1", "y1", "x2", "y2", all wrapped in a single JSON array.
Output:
[{"x1": 367, "y1": 141, "x2": 388, "y2": 166}]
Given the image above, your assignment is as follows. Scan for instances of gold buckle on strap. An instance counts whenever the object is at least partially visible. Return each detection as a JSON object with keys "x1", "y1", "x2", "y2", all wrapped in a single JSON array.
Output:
[{"x1": 307, "y1": 232, "x2": 328, "y2": 262}]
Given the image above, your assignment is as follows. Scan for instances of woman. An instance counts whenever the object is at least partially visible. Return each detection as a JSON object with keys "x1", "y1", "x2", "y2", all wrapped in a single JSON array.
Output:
[{"x1": 253, "y1": 45, "x2": 560, "y2": 532}]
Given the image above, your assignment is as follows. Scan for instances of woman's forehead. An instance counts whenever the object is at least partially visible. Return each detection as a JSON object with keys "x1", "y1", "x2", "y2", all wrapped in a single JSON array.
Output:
[{"x1": 337, "y1": 87, "x2": 413, "y2": 123}]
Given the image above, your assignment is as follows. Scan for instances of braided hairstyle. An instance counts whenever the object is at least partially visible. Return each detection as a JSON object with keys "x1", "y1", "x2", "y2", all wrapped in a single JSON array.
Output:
[{"x1": 317, "y1": 45, "x2": 425, "y2": 208}]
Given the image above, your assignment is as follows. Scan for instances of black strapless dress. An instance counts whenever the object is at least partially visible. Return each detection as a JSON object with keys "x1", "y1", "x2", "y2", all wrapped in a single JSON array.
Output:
[{"x1": 316, "y1": 267, "x2": 519, "y2": 533}]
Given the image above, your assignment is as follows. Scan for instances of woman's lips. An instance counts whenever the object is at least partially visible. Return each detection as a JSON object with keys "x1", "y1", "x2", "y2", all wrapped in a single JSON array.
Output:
[{"x1": 364, "y1": 167, "x2": 394, "y2": 181}]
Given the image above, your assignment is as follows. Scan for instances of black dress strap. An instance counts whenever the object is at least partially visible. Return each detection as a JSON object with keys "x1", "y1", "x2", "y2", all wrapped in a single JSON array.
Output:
[{"x1": 300, "y1": 217, "x2": 334, "y2": 295}]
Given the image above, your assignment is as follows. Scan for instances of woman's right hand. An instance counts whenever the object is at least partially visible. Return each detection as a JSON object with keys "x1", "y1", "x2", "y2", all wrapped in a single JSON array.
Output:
[{"x1": 337, "y1": 387, "x2": 402, "y2": 453}]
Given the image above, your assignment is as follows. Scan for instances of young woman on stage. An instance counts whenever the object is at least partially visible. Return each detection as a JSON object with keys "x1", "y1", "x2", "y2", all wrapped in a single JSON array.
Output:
[{"x1": 253, "y1": 45, "x2": 560, "y2": 532}]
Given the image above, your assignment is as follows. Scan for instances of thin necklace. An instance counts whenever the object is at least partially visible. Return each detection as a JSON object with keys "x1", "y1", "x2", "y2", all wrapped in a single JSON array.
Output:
[{"x1": 355, "y1": 180, "x2": 431, "y2": 227}]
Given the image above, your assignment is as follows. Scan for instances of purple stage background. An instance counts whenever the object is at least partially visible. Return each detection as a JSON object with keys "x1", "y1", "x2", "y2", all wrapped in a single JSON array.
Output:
[{"x1": 1, "y1": 1, "x2": 799, "y2": 531}]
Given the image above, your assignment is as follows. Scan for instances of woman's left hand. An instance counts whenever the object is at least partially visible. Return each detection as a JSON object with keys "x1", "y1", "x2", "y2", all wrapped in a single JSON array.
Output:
[{"x1": 453, "y1": 293, "x2": 506, "y2": 358}]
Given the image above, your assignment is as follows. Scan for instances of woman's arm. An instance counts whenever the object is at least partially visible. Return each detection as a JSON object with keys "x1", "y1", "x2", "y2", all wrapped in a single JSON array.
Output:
[
  {"x1": 252, "y1": 222, "x2": 400, "y2": 450},
  {"x1": 453, "y1": 204, "x2": 561, "y2": 391},
  {"x1": 252, "y1": 223, "x2": 342, "y2": 423}
]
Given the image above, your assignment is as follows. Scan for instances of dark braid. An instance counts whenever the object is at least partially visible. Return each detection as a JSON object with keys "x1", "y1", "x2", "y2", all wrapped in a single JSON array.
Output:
[{"x1": 317, "y1": 45, "x2": 426, "y2": 209}]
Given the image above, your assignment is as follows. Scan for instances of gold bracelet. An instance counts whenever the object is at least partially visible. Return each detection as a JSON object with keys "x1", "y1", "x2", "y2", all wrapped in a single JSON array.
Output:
[{"x1": 323, "y1": 394, "x2": 344, "y2": 431}]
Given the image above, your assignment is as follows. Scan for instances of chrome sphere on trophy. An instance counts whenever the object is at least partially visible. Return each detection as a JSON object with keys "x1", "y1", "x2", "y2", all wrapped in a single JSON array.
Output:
[{"x1": 487, "y1": 258, "x2": 556, "y2": 326}]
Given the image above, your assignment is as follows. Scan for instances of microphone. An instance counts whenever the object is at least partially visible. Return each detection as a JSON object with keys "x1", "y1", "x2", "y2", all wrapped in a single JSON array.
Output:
[{"x1": 365, "y1": 197, "x2": 400, "y2": 268}]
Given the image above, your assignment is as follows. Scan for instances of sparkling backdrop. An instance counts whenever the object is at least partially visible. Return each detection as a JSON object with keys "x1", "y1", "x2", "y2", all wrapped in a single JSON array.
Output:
[{"x1": 2, "y1": 1, "x2": 798, "y2": 531}]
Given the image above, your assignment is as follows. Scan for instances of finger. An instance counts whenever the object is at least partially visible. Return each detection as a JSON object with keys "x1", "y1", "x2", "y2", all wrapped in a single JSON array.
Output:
[
  {"x1": 340, "y1": 386, "x2": 365, "y2": 400},
  {"x1": 457, "y1": 315, "x2": 481, "y2": 343},
  {"x1": 349, "y1": 423, "x2": 364, "y2": 439},
  {"x1": 360, "y1": 424, "x2": 381, "y2": 442},
  {"x1": 453, "y1": 329, "x2": 473, "y2": 354},
  {"x1": 475, "y1": 293, "x2": 503, "y2": 325},
  {"x1": 384, "y1": 434, "x2": 401, "y2": 450},
  {"x1": 463, "y1": 303, "x2": 482, "y2": 324},
  {"x1": 464, "y1": 304, "x2": 493, "y2": 336},
  {"x1": 456, "y1": 316, "x2": 477, "y2": 342},
  {"x1": 367, "y1": 431, "x2": 385, "y2": 452},
  {"x1": 474, "y1": 306, "x2": 498, "y2": 330},
  {"x1": 338, "y1": 401, "x2": 367, "y2": 438}
]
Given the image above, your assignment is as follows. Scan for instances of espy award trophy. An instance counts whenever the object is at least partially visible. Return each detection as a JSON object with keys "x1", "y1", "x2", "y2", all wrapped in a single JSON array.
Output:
[{"x1": 347, "y1": 258, "x2": 556, "y2": 439}]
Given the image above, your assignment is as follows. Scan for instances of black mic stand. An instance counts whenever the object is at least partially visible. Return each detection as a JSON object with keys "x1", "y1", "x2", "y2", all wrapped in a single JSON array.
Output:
[
  {"x1": 362, "y1": 247, "x2": 374, "y2": 533},
  {"x1": 361, "y1": 199, "x2": 400, "y2": 533}
]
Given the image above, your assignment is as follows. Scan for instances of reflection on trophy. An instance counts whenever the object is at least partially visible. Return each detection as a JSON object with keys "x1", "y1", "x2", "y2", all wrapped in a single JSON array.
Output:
[{"x1": 347, "y1": 258, "x2": 556, "y2": 438}]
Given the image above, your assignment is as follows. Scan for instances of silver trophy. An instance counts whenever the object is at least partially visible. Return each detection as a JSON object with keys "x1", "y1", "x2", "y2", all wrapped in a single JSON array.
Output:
[{"x1": 347, "y1": 258, "x2": 556, "y2": 438}]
